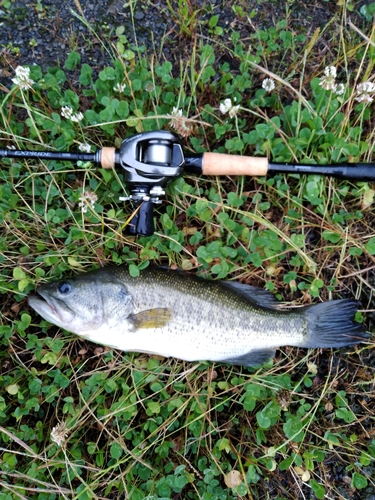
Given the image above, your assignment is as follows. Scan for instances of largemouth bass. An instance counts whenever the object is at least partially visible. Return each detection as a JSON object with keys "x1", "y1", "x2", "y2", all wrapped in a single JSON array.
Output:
[{"x1": 28, "y1": 266, "x2": 368, "y2": 367}]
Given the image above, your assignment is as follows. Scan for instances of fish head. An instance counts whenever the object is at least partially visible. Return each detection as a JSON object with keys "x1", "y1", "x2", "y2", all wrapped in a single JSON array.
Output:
[{"x1": 28, "y1": 272, "x2": 133, "y2": 334}]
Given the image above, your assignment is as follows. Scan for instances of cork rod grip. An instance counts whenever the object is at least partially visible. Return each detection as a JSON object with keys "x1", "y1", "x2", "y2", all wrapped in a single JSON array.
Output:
[
  {"x1": 202, "y1": 152, "x2": 269, "y2": 176},
  {"x1": 100, "y1": 147, "x2": 116, "y2": 169}
]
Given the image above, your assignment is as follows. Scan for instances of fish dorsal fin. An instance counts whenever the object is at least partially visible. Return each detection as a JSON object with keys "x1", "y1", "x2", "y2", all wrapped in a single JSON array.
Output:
[
  {"x1": 221, "y1": 349, "x2": 275, "y2": 367},
  {"x1": 222, "y1": 281, "x2": 282, "y2": 310},
  {"x1": 129, "y1": 308, "x2": 173, "y2": 329}
]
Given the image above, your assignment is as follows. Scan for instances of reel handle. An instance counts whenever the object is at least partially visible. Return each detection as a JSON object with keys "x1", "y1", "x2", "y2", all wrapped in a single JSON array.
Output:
[{"x1": 127, "y1": 201, "x2": 154, "y2": 236}]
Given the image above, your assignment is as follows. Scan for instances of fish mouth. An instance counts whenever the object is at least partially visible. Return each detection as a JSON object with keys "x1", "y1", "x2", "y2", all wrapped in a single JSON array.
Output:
[{"x1": 28, "y1": 290, "x2": 74, "y2": 326}]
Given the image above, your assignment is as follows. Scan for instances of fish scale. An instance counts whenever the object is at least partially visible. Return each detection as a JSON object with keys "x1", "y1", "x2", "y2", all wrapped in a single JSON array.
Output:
[{"x1": 28, "y1": 265, "x2": 368, "y2": 367}]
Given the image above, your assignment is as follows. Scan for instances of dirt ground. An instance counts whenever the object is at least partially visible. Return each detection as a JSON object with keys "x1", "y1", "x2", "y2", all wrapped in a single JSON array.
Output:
[{"x1": 0, "y1": 0, "x2": 367, "y2": 83}]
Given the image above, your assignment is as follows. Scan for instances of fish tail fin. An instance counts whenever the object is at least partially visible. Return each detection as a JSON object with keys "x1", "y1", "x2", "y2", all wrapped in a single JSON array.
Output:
[{"x1": 302, "y1": 299, "x2": 368, "y2": 348}]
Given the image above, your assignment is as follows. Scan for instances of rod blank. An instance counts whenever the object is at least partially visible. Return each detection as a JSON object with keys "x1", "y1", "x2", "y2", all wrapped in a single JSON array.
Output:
[
  {"x1": 268, "y1": 162, "x2": 375, "y2": 180},
  {"x1": 0, "y1": 148, "x2": 97, "y2": 163}
]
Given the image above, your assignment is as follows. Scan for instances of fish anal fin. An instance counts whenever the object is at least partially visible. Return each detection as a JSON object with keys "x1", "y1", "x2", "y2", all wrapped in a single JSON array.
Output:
[
  {"x1": 222, "y1": 349, "x2": 275, "y2": 367},
  {"x1": 129, "y1": 308, "x2": 173, "y2": 329}
]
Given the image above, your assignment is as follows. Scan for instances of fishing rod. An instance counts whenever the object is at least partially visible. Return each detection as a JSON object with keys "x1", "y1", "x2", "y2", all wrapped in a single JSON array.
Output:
[{"x1": 1, "y1": 130, "x2": 374, "y2": 235}]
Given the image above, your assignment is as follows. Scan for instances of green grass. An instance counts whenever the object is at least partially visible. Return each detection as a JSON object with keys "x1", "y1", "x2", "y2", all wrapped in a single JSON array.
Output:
[{"x1": 0, "y1": 2, "x2": 375, "y2": 498}]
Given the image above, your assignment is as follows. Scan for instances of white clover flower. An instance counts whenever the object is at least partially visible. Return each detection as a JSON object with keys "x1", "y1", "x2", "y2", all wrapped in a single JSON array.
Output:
[
  {"x1": 78, "y1": 143, "x2": 91, "y2": 153},
  {"x1": 51, "y1": 422, "x2": 69, "y2": 447},
  {"x1": 168, "y1": 107, "x2": 183, "y2": 118},
  {"x1": 355, "y1": 81, "x2": 375, "y2": 104},
  {"x1": 71, "y1": 111, "x2": 84, "y2": 122},
  {"x1": 61, "y1": 106, "x2": 73, "y2": 119},
  {"x1": 145, "y1": 82, "x2": 155, "y2": 92},
  {"x1": 324, "y1": 66, "x2": 337, "y2": 78},
  {"x1": 113, "y1": 82, "x2": 126, "y2": 92},
  {"x1": 262, "y1": 78, "x2": 275, "y2": 93},
  {"x1": 11, "y1": 66, "x2": 34, "y2": 90},
  {"x1": 334, "y1": 83, "x2": 345, "y2": 95},
  {"x1": 78, "y1": 190, "x2": 98, "y2": 213},
  {"x1": 220, "y1": 98, "x2": 233, "y2": 114},
  {"x1": 356, "y1": 81, "x2": 375, "y2": 94},
  {"x1": 167, "y1": 107, "x2": 192, "y2": 137},
  {"x1": 355, "y1": 93, "x2": 374, "y2": 104},
  {"x1": 61, "y1": 106, "x2": 84, "y2": 123},
  {"x1": 319, "y1": 66, "x2": 337, "y2": 91},
  {"x1": 220, "y1": 98, "x2": 240, "y2": 118},
  {"x1": 228, "y1": 105, "x2": 240, "y2": 118}
]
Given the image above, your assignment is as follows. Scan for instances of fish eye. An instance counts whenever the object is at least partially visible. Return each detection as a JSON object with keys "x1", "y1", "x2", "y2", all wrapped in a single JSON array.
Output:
[{"x1": 58, "y1": 281, "x2": 72, "y2": 294}]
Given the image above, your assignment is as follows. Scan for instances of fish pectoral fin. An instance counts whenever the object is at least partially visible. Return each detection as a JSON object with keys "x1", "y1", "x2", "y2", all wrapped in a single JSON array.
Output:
[
  {"x1": 222, "y1": 349, "x2": 275, "y2": 367},
  {"x1": 129, "y1": 308, "x2": 173, "y2": 329}
]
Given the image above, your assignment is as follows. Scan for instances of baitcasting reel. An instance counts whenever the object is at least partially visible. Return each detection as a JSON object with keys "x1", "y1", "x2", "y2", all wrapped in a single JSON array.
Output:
[
  {"x1": 2, "y1": 130, "x2": 375, "y2": 236},
  {"x1": 111, "y1": 131, "x2": 185, "y2": 235}
]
